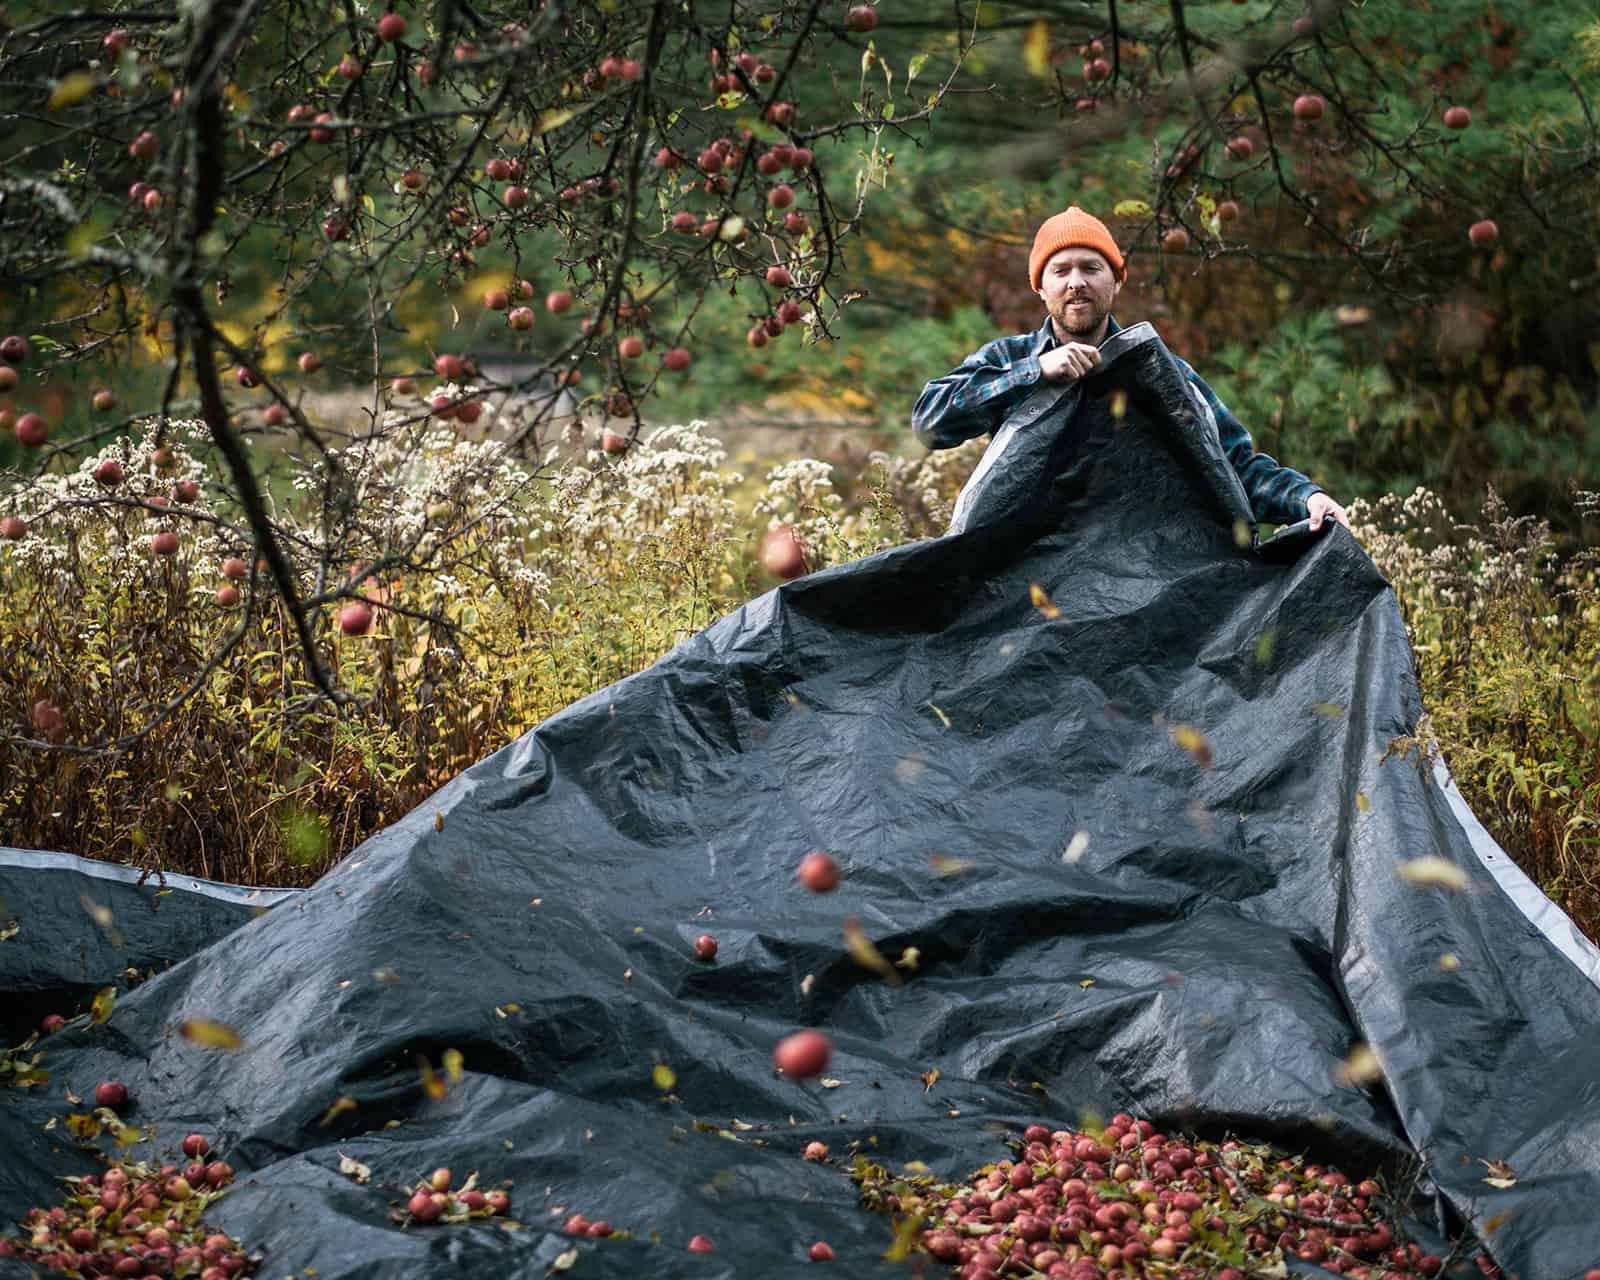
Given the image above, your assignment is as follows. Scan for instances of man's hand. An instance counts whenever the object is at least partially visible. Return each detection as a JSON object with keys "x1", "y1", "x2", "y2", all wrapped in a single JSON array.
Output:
[
  {"x1": 1307, "y1": 492, "x2": 1351, "y2": 532},
  {"x1": 1038, "y1": 342, "x2": 1102, "y2": 383}
]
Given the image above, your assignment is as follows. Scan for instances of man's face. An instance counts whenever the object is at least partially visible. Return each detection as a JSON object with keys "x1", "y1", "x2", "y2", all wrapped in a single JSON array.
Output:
[{"x1": 1037, "y1": 246, "x2": 1122, "y2": 339}]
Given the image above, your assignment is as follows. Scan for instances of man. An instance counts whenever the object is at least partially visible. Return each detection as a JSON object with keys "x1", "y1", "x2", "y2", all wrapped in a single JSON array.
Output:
[{"x1": 913, "y1": 206, "x2": 1351, "y2": 532}]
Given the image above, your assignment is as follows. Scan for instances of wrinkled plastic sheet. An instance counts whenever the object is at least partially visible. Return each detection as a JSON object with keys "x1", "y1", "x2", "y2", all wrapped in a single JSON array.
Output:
[{"x1": 4, "y1": 324, "x2": 1598, "y2": 1280}]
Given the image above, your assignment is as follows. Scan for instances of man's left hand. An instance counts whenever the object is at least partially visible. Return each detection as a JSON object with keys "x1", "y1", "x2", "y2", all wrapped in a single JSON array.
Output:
[{"x1": 1307, "y1": 492, "x2": 1350, "y2": 532}]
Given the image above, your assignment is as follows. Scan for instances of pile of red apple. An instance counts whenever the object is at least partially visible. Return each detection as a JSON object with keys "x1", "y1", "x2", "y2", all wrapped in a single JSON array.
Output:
[
  {"x1": 852, "y1": 1116, "x2": 1505, "y2": 1280},
  {"x1": 0, "y1": 1142, "x2": 251, "y2": 1278},
  {"x1": 398, "y1": 1167, "x2": 510, "y2": 1225}
]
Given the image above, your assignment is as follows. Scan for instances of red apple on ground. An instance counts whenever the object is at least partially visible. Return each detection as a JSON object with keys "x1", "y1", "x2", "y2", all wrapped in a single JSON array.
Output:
[
  {"x1": 338, "y1": 602, "x2": 373, "y2": 635},
  {"x1": 408, "y1": 1190, "x2": 440, "y2": 1222},
  {"x1": 1469, "y1": 219, "x2": 1498, "y2": 246},
  {"x1": 803, "y1": 1141, "x2": 828, "y2": 1161},
  {"x1": 376, "y1": 12, "x2": 406, "y2": 41},
  {"x1": 95, "y1": 1081, "x2": 129, "y2": 1109},
  {"x1": 182, "y1": 1134, "x2": 211, "y2": 1158},
  {"x1": 809, "y1": 1241, "x2": 835, "y2": 1262},
  {"x1": 687, "y1": 1236, "x2": 715, "y2": 1254},
  {"x1": 1293, "y1": 93, "x2": 1326, "y2": 121},
  {"x1": 430, "y1": 1168, "x2": 452, "y2": 1192},
  {"x1": 663, "y1": 347, "x2": 691, "y2": 372},
  {"x1": 795, "y1": 850, "x2": 838, "y2": 891},
  {"x1": 694, "y1": 934, "x2": 718, "y2": 960},
  {"x1": 773, "y1": 1029, "x2": 832, "y2": 1079},
  {"x1": 40, "y1": 1013, "x2": 66, "y2": 1033},
  {"x1": 1443, "y1": 105, "x2": 1471, "y2": 129},
  {"x1": 485, "y1": 1190, "x2": 510, "y2": 1214},
  {"x1": 760, "y1": 524, "x2": 807, "y2": 578}
]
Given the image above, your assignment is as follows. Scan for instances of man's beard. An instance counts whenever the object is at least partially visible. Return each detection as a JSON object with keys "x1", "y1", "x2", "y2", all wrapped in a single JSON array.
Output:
[{"x1": 1053, "y1": 296, "x2": 1101, "y2": 335}]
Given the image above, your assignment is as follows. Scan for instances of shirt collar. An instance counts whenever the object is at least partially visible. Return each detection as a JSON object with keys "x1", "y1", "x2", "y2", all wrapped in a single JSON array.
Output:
[{"x1": 1032, "y1": 312, "x2": 1122, "y2": 352}]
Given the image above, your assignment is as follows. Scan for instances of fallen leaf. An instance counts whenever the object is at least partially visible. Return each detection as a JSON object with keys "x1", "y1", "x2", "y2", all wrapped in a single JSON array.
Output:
[
  {"x1": 653, "y1": 1063, "x2": 677, "y2": 1091},
  {"x1": 928, "y1": 853, "x2": 973, "y2": 876},
  {"x1": 926, "y1": 702, "x2": 951, "y2": 729},
  {"x1": 66, "y1": 1113, "x2": 101, "y2": 1141},
  {"x1": 1398, "y1": 856, "x2": 1469, "y2": 891},
  {"x1": 1078, "y1": 979, "x2": 1095, "y2": 989},
  {"x1": 800, "y1": 973, "x2": 816, "y2": 996},
  {"x1": 1356, "y1": 791, "x2": 1371, "y2": 812},
  {"x1": 179, "y1": 1018, "x2": 244, "y2": 1051},
  {"x1": 89, "y1": 986, "x2": 116, "y2": 1026},
  {"x1": 920, "y1": 1068, "x2": 939, "y2": 1093},
  {"x1": 1483, "y1": 1209, "x2": 1512, "y2": 1234},
  {"x1": 820, "y1": 1077, "x2": 843, "y2": 1089},
  {"x1": 552, "y1": 1245, "x2": 579, "y2": 1271},
  {"x1": 895, "y1": 947, "x2": 921, "y2": 971},
  {"x1": 442, "y1": 1047, "x2": 464, "y2": 1083},
  {"x1": 1254, "y1": 630, "x2": 1277, "y2": 665},
  {"x1": 338, "y1": 1153, "x2": 371, "y2": 1184},
  {"x1": 1479, "y1": 1158, "x2": 1516, "y2": 1189},
  {"x1": 1171, "y1": 724, "x2": 1213, "y2": 768},
  {"x1": 843, "y1": 916, "x2": 901, "y2": 986},
  {"x1": 1061, "y1": 830, "x2": 1090, "y2": 864},
  {"x1": 1313, "y1": 701, "x2": 1345, "y2": 718},
  {"x1": 1438, "y1": 952, "x2": 1462, "y2": 972},
  {"x1": 1029, "y1": 582, "x2": 1061, "y2": 620}
]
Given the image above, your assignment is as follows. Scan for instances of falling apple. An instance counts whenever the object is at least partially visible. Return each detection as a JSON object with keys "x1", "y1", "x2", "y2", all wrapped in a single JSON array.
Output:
[
  {"x1": 1443, "y1": 105, "x2": 1471, "y2": 129},
  {"x1": 663, "y1": 347, "x2": 691, "y2": 372},
  {"x1": 92, "y1": 388, "x2": 117, "y2": 411},
  {"x1": 15, "y1": 413, "x2": 49, "y2": 447},
  {"x1": 151, "y1": 530, "x2": 180, "y2": 556},
  {"x1": 298, "y1": 351, "x2": 322, "y2": 374},
  {"x1": 796, "y1": 850, "x2": 839, "y2": 892},
  {"x1": 694, "y1": 933, "x2": 718, "y2": 960},
  {"x1": 338, "y1": 601, "x2": 374, "y2": 635},
  {"x1": 845, "y1": 5, "x2": 878, "y2": 32},
  {"x1": 760, "y1": 524, "x2": 807, "y2": 578},
  {"x1": 773, "y1": 1029, "x2": 832, "y2": 1079},
  {"x1": 1468, "y1": 219, "x2": 1498, "y2": 246}
]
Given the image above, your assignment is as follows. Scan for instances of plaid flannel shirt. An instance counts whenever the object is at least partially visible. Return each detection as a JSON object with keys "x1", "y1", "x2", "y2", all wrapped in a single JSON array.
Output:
[{"x1": 912, "y1": 315, "x2": 1323, "y2": 525}]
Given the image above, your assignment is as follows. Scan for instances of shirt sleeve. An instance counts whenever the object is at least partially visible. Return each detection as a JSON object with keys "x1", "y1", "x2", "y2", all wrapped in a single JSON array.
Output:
[
  {"x1": 1179, "y1": 360, "x2": 1323, "y2": 525},
  {"x1": 912, "y1": 339, "x2": 1045, "y2": 450}
]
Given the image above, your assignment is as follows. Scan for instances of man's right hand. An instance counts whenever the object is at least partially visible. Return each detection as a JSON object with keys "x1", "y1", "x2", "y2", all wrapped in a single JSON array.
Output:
[{"x1": 1038, "y1": 342, "x2": 1102, "y2": 383}]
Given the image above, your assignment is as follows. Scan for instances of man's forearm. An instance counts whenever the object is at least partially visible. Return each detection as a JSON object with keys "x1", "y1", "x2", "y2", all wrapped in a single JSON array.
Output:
[{"x1": 912, "y1": 347, "x2": 1045, "y2": 450}]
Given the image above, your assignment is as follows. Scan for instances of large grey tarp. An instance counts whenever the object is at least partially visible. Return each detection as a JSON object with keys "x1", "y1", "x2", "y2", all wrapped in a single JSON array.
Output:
[{"x1": 3, "y1": 323, "x2": 1597, "y2": 1279}]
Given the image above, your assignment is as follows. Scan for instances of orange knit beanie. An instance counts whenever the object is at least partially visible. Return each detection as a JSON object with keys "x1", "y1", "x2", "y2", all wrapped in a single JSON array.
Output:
[{"x1": 1028, "y1": 206, "x2": 1125, "y2": 289}]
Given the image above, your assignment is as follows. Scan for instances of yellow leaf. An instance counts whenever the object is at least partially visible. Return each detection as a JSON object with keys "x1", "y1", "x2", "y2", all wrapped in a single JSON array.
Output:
[
  {"x1": 895, "y1": 947, "x2": 921, "y2": 971},
  {"x1": 1437, "y1": 952, "x2": 1461, "y2": 972},
  {"x1": 553, "y1": 1246, "x2": 579, "y2": 1271},
  {"x1": 1356, "y1": 792, "x2": 1371, "y2": 812},
  {"x1": 442, "y1": 1047, "x2": 465, "y2": 1083},
  {"x1": 1397, "y1": 856, "x2": 1469, "y2": 891},
  {"x1": 48, "y1": 71, "x2": 98, "y2": 111},
  {"x1": 882, "y1": 1210, "x2": 927, "y2": 1262},
  {"x1": 534, "y1": 106, "x2": 578, "y2": 134},
  {"x1": 1171, "y1": 724, "x2": 1214, "y2": 768},
  {"x1": 843, "y1": 915, "x2": 901, "y2": 986},
  {"x1": 1334, "y1": 1042, "x2": 1382, "y2": 1087},
  {"x1": 89, "y1": 987, "x2": 116, "y2": 1026},
  {"x1": 179, "y1": 1018, "x2": 244, "y2": 1051},
  {"x1": 1312, "y1": 702, "x2": 1345, "y2": 718},
  {"x1": 820, "y1": 1077, "x2": 843, "y2": 1089},
  {"x1": 920, "y1": 1068, "x2": 939, "y2": 1093},
  {"x1": 926, "y1": 703, "x2": 951, "y2": 729},
  {"x1": 1255, "y1": 630, "x2": 1277, "y2": 664},
  {"x1": 418, "y1": 1056, "x2": 447, "y2": 1101},
  {"x1": 1061, "y1": 830, "x2": 1090, "y2": 864},
  {"x1": 1078, "y1": 978, "x2": 1095, "y2": 989},
  {"x1": 318, "y1": 1096, "x2": 359, "y2": 1127},
  {"x1": 110, "y1": 1120, "x2": 146, "y2": 1148},
  {"x1": 653, "y1": 1063, "x2": 677, "y2": 1090},
  {"x1": 1112, "y1": 199, "x2": 1152, "y2": 217},
  {"x1": 66, "y1": 1113, "x2": 102, "y2": 1141},
  {"x1": 1483, "y1": 1209, "x2": 1512, "y2": 1234},
  {"x1": 1022, "y1": 19, "x2": 1052, "y2": 78},
  {"x1": 1029, "y1": 582, "x2": 1061, "y2": 620},
  {"x1": 928, "y1": 853, "x2": 973, "y2": 876}
]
